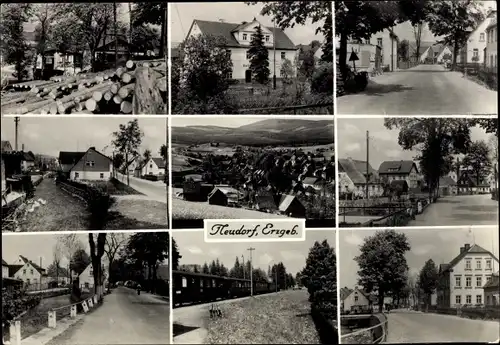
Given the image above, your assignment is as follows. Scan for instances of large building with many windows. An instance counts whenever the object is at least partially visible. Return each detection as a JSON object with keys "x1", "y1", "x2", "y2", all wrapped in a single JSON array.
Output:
[
  {"x1": 437, "y1": 243, "x2": 499, "y2": 307},
  {"x1": 185, "y1": 18, "x2": 299, "y2": 82}
]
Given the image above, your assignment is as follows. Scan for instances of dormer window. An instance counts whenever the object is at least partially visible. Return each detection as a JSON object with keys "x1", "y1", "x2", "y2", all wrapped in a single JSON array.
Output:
[
  {"x1": 243, "y1": 33, "x2": 248, "y2": 41},
  {"x1": 388, "y1": 168, "x2": 399, "y2": 172}
]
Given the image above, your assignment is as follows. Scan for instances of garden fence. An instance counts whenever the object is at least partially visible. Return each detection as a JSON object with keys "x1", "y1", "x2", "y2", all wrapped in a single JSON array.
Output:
[
  {"x1": 238, "y1": 101, "x2": 334, "y2": 115},
  {"x1": 341, "y1": 317, "x2": 388, "y2": 344}
]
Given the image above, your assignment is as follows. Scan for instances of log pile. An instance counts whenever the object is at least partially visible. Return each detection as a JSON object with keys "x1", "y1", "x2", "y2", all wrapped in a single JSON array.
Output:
[{"x1": 1, "y1": 59, "x2": 167, "y2": 115}]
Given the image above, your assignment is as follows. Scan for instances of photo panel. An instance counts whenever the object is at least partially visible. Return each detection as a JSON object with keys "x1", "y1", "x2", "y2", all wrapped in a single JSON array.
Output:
[
  {"x1": 0, "y1": 2, "x2": 167, "y2": 115},
  {"x1": 171, "y1": 228, "x2": 337, "y2": 344},
  {"x1": 0, "y1": 116, "x2": 168, "y2": 232},
  {"x1": 335, "y1": 1, "x2": 497, "y2": 116},
  {"x1": 1, "y1": 231, "x2": 171, "y2": 345},
  {"x1": 169, "y1": 116, "x2": 335, "y2": 229},
  {"x1": 336, "y1": 117, "x2": 498, "y2": 228},
  {"x1": 338, "y1": 226, "x2": 499, "y2": 343},
  {"x1": 170, "y1": 1, "x2": 333, "y2": 115}
]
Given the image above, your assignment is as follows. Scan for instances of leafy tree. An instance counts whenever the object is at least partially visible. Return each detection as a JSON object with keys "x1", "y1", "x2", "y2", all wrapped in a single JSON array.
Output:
[
  {"x1": 300, "y1": 239, "x2": 336, "y2": 318},
  {"x1": 311, "y1": 62, "x2": 333, "y2": 95},
  {"x1": 132, "y1": 2, "x2": 167, "y2": 57},
  {"x1": 88, "y1": 233, "x2": 107, "y2": 296},
  {"x1": 462, "y1": 140, "x2": 492, "y2": 187},
  {"x1": 58, "y1": 234, "x2": 85, "y2": 280},
  {"x1": 70, "y1": 248, "x2": 91, "y2": 276},
  {"x1": 51, "y1": 242, "x2": 63, "y2": 281},
  {"x1": 418, "y1": 259, "x2": 438, "y2": 311},
  {"x1": 471, "y1": 118, "x2": 498, "y2": 137},
  {"x1": 355, "y1": 230, "x2": 411, "y2": 311},
  {"x1": 202, "y1": 262, "x2": 210, "y2": 274},
  {"x1": 174, "y1": 35, "x2": 233, "y2": 114},
  {"x1": 248, "y1": 25, "x2": 270, "y2": 84},
  {"x1": 298, "y1": 48, "x2": 316, "y2": 81},
  {"x1": 0, "y1": 4, "x2": 34, "y2": 81},
  {"x1": 159, "y1": 144, "x2": 167, "y2": 162},
  {"x1": 104, "y1": 233, "x2": 127, "y2": 290},
  {"x1": 131, "y1": 24, "x2": 161, "y2": 55},
  {"x1": 384, "y1": 118, "x2": 471, "y2": 198},
  {"x1": 426, "y1": 0, "x2": 485, "y2": 70},
  {"x1": 398, "y1": 39, "x2": 410, "y2": 62},
  {"x1": 280, "y1": 58, "x2": 294, "y2": 84},
  {"x1": 295, "y1": 271, "x2": 303, "y2": 288},
  {"x1": 112, "y1": 119, "x2": 144, "y2": 186},
  {"x1": 113, "y1": 152, "x2": 125, "y2": 172},
  {"x1": 171, "y1": 237, "x2": 181, "y2": 271},
  {"x1": 143, "y1": 148, "x2": 152, "y2": 174}
]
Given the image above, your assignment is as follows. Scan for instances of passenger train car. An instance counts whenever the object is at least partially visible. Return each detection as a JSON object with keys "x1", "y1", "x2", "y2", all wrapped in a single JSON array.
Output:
[{"x1": 172, "y1": 270, "x2": 278, "y2": 307}]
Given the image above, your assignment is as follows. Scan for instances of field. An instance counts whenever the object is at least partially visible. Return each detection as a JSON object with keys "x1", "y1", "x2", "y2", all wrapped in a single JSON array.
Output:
[
  {"x1": 206, "y1": 290, "x2": 321, "y2": 344},
  {"x1": 107, "y1": 197, "x2": 167, "y2": 229},
  {"x1": 13, "y1": 292, "x2": 92, "y2": 340}
]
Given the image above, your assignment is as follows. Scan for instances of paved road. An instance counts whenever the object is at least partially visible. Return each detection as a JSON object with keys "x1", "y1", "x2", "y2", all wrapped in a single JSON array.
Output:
[
  {"x1": 47, "y1": 287, "x2": 170, "y2": 345},
  {"x1": 337, "y1": 65, "x2": 497, "y2": 115},
  {"x1": 385, "y1": 310, "x2": 499, "y2": 343},
  {"x1": 115, "y1": 172, "x2": 167, "y2": 204},
  {"x1": 17, "y1": 178, "x2": 90, "y2": 231},
  {"x1": 408, "y1": 194, "x2": 498, "y2": 226}
]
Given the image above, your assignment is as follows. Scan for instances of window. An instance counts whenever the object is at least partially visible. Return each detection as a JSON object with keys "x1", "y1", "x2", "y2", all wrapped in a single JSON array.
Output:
[
  {"x1": 487, "y1": 275, "x2": 492, "y2": 283},
  {"x1": 476, "y1": 276, "x2": 482, "y2": 287},
  {"x1": 150, "y1": 164, "x2": 153, "y2": 168},
  {"x1": 456, "y1": 295, "x2": 461, "y2": 304},
  {"x1": 281, "y1": 52, "x2": 286, "y2": 60},
  {"x1": 243, "y1": 33, "x2": 247, "y2": 41},
  {"x1": 466, "y1": 295, "x2": 472, "y2": 304},
  {"x1": 466, "y1": 276, "x2": 472, "y2": 287},
  {"x1": 227, "y1": 72, "x2": 232, "y2": 79},
  {"x1": 455, "y1": 276, "x2": 461, "y2": 287},
  {"x1": 246, "y1": 51, "x2": 252, "y2": 60},
  {"x1": 487, "y1": 295, "x2": 491, "y2": 304},
  {"x1": 354, "y1": 295, "x2": 359, "y2": 302},
  {"x1": 89, "y1": 269, "x2": 93, "y2": 276},
  {"x1": 476, "y1": 260, "x2": 482, "y2": 269},
  {"x1": 182, "y1": 277, "x2": 187, "y2": 288},
  {"x1": 85, "y1": 282, "x2": 89, "y2": 288},
  {"x1": 30, "y1": 269, "x2": 33, "y2": 274},
  {"x1": 85, "y1": 161, "x2": 95, "y2": 167},
  {"x1": 226, "y1": 49, "x2": 231, "y2": 58},
  {"x1": 23, "y1": 269, "x2": 26, "y2": 274},
  {"x1": 476, "y1": 295, "x2": 482, "y2": 304},
  {"x1": 75, "y1": 172, "x2": 79, "y2": 179},
  {"x1": 465, "y1": 259, "x2": 471, "y2": 270},
  {"x1": 265, "y1": 35, "x2": 269, "y2": 42},
  {"x1": 486, "y1": 259, "x2": 492, "y2": 269},
  {"x1": 100, "y1": 173, "x2": 104, "y2": 179},
  {"x1": 377, "y1": 38, "x2": 383, "y2": 47},
  {"x1": 473, "y1": 49, "x2": 479, "y2": 58},
  {"x1": 480, "y1": 33, "x2": 485, "y2": 42}
]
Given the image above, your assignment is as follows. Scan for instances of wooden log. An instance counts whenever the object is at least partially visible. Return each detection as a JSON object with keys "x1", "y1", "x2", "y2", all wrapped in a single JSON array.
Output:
[
  {"x1": 85, "y1": 98, "x2": 97, "y2": 112},
  {"x1": 103, "y1": 91, "x2": 113, "y2": 101},
  {"x1": 2, "y1": 96, "x2": 27, "y2": 106},
  {"x1": 156, "y1": 77, "x2": 167, "y2": 92},
  {"x1": 121, "y1": 72, "x2": 134, "y2": 84},
  {"x1": 110, "y1": 83, "x2": 120, "y2": 95},
  {"x1": 132, "y1": 66, "x2": 165, "y2": 114},
  {"x1": 126, "y1": 60, "x2": 135, "y2": 70},
  {"x1": 92, "y1": 90, "x2": 104, "y2": 102},
  {"x1": 48, "y1": 102, "x2": 58, "y2": 114},
  {"x1": 120, "y1": 101, "x2": 133, "y2": 114},
  {"x1": 116, "y1": 67, "x2": 125, "y2": 78},
  {"x1": 113, "y1": 95, "x2": 122, "y2": 104},
  {"x1": 118, "y1": 83, "x2": 135, "y2": 99}
]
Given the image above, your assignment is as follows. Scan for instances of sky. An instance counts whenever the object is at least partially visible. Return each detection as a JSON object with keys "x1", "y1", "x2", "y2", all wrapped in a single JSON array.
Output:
[
  {"x1": 171, "y1": 117, "x2": 326, "y2": 128},
  {"x1": 173, "y1": 229, "x2": 335, "y2": 276},
  {"x1": 338, "y1": 227, "x2": 500, "y2": 290},
  {"x1": 170, "y1": 2, "x2": 325, "y2": 45},
  {"x1": 0, "y1": 117, "x2": 167, "y2": 158},
  {"x1": 337, "y1": 118, "x2": 492, "y2": 171},
  {"x1": 1, "y1": 233, "x2": 133, "y2": 269}
]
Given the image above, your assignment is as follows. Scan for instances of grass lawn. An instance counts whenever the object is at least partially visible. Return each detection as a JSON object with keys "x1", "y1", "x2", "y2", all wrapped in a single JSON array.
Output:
[
  {"x1": 16, "y1": 292, "x2": 92, "y2": 340},
  {"x1": 92, "y1": 179, "x2": 144, "y2": 196},
  {"x1": 206, "y1": 290, "x2": 321, "y2": 344},
  {"x1": 106, "y1": 198, "x2": 167, "y2": 229}
]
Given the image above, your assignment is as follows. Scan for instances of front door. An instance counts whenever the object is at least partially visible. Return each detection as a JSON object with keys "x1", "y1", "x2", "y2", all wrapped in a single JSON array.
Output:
[{"x1": 245, "y1": 69, "x2": 252, "y2": 83}]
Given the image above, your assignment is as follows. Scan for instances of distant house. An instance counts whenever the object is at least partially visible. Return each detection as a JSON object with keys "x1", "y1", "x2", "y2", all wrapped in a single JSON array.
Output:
[
  {"x1": 437, "y1": 243, "x2": 498, "y2": 308},
  {"x1": 46, "y1": 266, "x2": 70, "y2": 287},
  {"x1": 278, "y1": 194, "x2": 305, "y2": 218},
  {"x1": 302, "y1": 176, "x2": 325, "y2": 194},
  {"x1": 389, "y1": 180, "x2": 409, "y2": 195},
  {"x1": 483, "y1": 271, "x2": 499, "y2": 306},
  {"x1": 21, "y1": 151, "x2": 35, "y2": 171},
  {"x1": 185, "y1": 18, "x2": 299, "y2": 82},
  {"x1": 2, "y1": 259, "x2": 9, "y2": 278},
  {"x1": 208, "y1": 186, "x2": 239, "y2": 207},
  {"x1": 459, "y1": 9, "x2": 497, "y2": 64},
  {"x1": 378, "y1": 160, "x2": 420, "y2": 189},
  {"x1": 253, "y1": 192, "x2": 278, "y2": 213},
  {"x1": 338, "y1": 171, "x2": 356, "y2": 196},
  {"x1": 78, "y1": 263, "x2": 107, "y2": 291},
  {"x1": 418, "y1": 43, "x2": 452, "y2": 64},
  {"x1": 1, "y1": 141, "x2": 13, "y2": 153},
  {"x1": 485, "y1": 17, "x2": 497, "y2": 69},
  {"x1": 141, "y1": 157, "x2": 166, "y2": 176},
  {"x1": 345, "y1": 40, "x2": 382, "y2": 72},
  {"x1": 368, "y1": 28, "x2": 399, "y2": 71},
  {"x1": 457, "y1": 171, "x2": 490, "y2": 194},
  {"x1": 439, "y1": 176, "x2": 458, "y2": 196},
  {"x1": 9, "y1": 255, "x2": 47, "y2": 288},
  {"x1": 338, "y1": 158, "x2": 383, "y2": 198},
  {"x1": 341, "y1": 287, "x2": 374, "y2": 313},
  {"x1": 121, "y1": 156, "x2": 141, "y2": 175},
  {"x1": 59, "y1": 147, "x2": 112, "y2": 182}
]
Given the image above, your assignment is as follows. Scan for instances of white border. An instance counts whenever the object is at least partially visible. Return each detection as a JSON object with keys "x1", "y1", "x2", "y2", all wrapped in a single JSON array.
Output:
[{"x1": 336, "y1": 114, "x2": 498, "y2": 119}]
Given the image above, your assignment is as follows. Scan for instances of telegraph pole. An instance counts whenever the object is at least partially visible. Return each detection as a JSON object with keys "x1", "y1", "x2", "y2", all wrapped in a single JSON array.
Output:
[
  {"x1": 272, "y1": 11, "x2": 276, "y2": 90},
  {"x1": 241, "y1": 255, "x2": 245, "y2": 280},
  {"x1": 365, "y1": 130, "x2": 370, "y2": 201},
  {"x1": 14, "y1": 117, "x2": 20, "y2": 151},
  {"x1": 247, "y1": 247, "x2": 255, "y2": 296}
]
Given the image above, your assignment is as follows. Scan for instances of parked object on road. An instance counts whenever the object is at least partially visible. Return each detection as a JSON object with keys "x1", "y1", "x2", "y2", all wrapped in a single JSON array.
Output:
[{"x1": 137, "y1": 284, "x2": 141, "y2": 295}]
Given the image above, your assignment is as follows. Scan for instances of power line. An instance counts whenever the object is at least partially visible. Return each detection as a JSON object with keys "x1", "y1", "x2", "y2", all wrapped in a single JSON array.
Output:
[{"x1": 174, "y1": 3, "x2": 185, "y2": 37}]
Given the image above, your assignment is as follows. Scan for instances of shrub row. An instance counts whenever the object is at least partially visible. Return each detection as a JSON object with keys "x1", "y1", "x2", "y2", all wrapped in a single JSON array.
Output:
[
  {"x1": 429, "y1": 306, "x2": 500, "y2": 321},
  {"x1": 2, "y1": 290, "x2": 41, "y2": 325}
]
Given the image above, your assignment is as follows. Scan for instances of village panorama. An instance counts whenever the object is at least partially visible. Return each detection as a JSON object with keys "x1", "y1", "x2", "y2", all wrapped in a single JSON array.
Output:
[{"x1": 170, "y1": 117, "x2": 335, "y2": 229}]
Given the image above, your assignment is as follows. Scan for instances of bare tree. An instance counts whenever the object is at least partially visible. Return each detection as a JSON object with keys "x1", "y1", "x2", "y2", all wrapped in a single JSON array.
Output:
[
  {"x1": 57, "y1": 234, "x2": 84, "y2": 280},
  {"x1": 52, "y1": 242, "x2": 63, "y2": 282},
  {"x1": 104, "y1": 233, "x2": 128, "y2": 292},
  {"x1": 407, "y1": 272, "x2": 419, "y2": 308},
  {"x1": 88, "y1": 233, "x2": 106, "y2": 297},
  {"x1": 413, "y1": 23, "x2": 424, "y2": 64}
]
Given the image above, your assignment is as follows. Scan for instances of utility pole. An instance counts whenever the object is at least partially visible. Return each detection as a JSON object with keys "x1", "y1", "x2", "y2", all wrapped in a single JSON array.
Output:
[
  {"x1": 272, "y1": 9, "x2": 276, "y2": 90},
  {"x1": 128, "y1": 3, "x2": 133, "y2": 59},
  {"x1": 114, "y1": 2, "x2": 118, "y2": 68},
  {"x1": 14, "y1": 117, "x2": 20, "y2": 151},
  {"x1": 365, "y1": 130, "x2": 370, "y2": 202},
  {"x1": 241, "y1": 255, "x2": 245, "y2": 280},
  {"x1": 247, "y1": 247, "x2": 255, "y2": 296}
]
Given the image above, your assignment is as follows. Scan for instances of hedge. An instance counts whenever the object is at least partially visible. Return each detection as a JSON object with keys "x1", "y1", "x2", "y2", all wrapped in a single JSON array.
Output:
[{"x1": 2, "y1": 290, "x2": 41, "y2": 325}]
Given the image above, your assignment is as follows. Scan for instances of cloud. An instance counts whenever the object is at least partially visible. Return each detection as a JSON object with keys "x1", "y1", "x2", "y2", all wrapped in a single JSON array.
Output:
[
  {"x1": 412, "y1": 244, "x2": 436, "y2": 256},
  {"x1": 385, "y1": 149, "x2": 404, "y2": 159},
  {"x1": 370, "y1": 130, "x2": 394, "y2": 142},
  {"x1": 280, "y1": 250, "x2": 304, "y2": 262},
  {"x1": 186, "y1": 246, "x2": 202, "y2": 254},
  {"x1": 209, "y1": 248, "x2": 221, "y2": 257},
  {"x1": 344, "y1": 232, "x2": 364, "y2": 246},
  {"x1": 344, "y1": 143, "x2": 361, "y2": 153},
  {"x1": 259, "y1": 253, "x2": 274, "y2": 266},
  {"x1": 344, "y1": 123, "x2": 361, "y2": 135}
]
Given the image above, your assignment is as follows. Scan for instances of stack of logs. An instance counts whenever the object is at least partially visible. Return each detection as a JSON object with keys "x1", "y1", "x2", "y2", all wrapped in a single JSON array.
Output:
[{"x1": 1, "y1": 59, "x2": 167, "y2": 115}]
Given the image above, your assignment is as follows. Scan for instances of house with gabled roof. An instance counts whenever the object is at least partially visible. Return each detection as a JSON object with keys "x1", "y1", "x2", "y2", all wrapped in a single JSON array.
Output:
[
  {"x1": 185, "y1": 18, "x2": 299, "y2": 81},
  {"x1": 439, "y1": 176, "x2": 458, "y2": 196},
  {"x1": 58, "y1": 147, "x2": 112, "y2": 182},
  {"x1": 9, "y1": 255, "x2": 47, "y2": 288},
  {"x1": 457, "y1": 170, "x2": 491, "y2": 194},
  {"x1": 21, "y1": 151, "x2": 36, "y2": 171},
  {"x1": 378, "y1": 160, "x2": 420, "y2": 189},
  {"x1": 338, "y1": 158, "x2": 383, "y2": 198},
  {"x1": 483, "y1": 271, "x2": 499, "y2": 306},
  {"x1": 141, "y1": 157, "x2": 166, "y2": 176},
  {"x1": 341, "y1": 286, "x2": 375, "y2": 314},
  {"x1": 1, "y1": 141, "x2": 13, "y2": 153},
  {"x1": 278, "y1": 194, "x2": 305, "y2": 218},
  {"x1": 208, "y1": 186, "x2": 240, "y2": 207},
  {"x1": 2, "y1": 259, "x2": 9, "y2": 278},
  {"x1": 437, "y1": 243, "x2": 499, "y2": 308}
]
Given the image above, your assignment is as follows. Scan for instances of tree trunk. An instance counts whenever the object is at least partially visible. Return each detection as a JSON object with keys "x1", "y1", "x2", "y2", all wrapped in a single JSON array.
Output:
[
  {"x1": 452, "y1": 38, "x2": 459, "y2": 71},
  {"x1": 159, "y1": 5, "x2": 167, "y2": 58},
  {"x1": 125, "y1": 152, "x2": 129, "y2": 186},
  {"x1": 339, "y1": 31, "x2": 348, "y2": 81},
  {"x1": 378, "y1": 292, "x2": 384, "y2": 312}
]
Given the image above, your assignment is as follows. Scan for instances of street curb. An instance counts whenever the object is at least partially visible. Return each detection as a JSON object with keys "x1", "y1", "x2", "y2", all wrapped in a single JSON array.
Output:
[{"x1": 21, "y1": 315, "x2": 84, "y2": 345}]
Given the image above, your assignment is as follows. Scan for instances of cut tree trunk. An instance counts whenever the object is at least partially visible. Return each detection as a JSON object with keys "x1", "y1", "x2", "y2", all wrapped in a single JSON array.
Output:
[{"x1": 132, "y1": 66, "x2": 164, "y2": 114}]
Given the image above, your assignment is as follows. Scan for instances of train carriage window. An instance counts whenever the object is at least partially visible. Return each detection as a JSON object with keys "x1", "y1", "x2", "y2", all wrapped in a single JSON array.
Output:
[
  {"x1": 212, "y1": 279, "x2": 216, "y2": 287},
  {"x1": 200, "y1": 278, "x2": 203, "y2": 287},
  {"x1": 182, "y1": 277, "x2": 187, "y2": 288}
]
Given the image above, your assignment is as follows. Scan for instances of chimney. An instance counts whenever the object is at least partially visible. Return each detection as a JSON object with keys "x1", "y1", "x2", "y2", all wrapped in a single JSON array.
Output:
[
  {"x1": 460, "y1": 246, "x2": 465, "y2": 254},
  {"x1": 40, "y1": 256, "x2": 42, "y2": 269},
  {"x1": 464, "y1": 243, "x2": 470, "y2": 250},
  {"x1": 22, "y1": 143, "x2": 24, "y2": 151}
]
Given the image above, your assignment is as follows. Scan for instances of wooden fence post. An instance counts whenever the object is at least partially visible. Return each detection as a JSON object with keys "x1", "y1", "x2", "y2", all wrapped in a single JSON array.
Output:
[
  {"x1": 70, "y1": 305, "x2": 77, "y2": 318},
  {"x1": 10, "y1": 321, "x2": 21, "y2": 345}
]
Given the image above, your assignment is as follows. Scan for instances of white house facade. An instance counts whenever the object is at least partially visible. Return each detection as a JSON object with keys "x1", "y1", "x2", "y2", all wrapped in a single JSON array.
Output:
[
  {"x1": 459, "y1": 9, "x2": 497, "y2": 64},
  {"x1": 68, "y1": 147, "x2": 112, "y2": 181},
  {"x1": 437, "y1": 243, "x2": 499, "y2": 308},
  {"x1": 378, "y1": 160, "x2": 421, "y2": 189},
  {"x1": 141, "y1": 157, "x2": 166, "y2": 176},
  {"x1": 186, "y1": 19, "x2": 299, "y2": 82},
  {"x1": 368, "y1": 28, "x2": 399, "y2": 71},
  {"x1": 342, "y1": 287, "x2": 372, "y2": 313},
  {"x1": 486, "y1": 17, "x2": 497, "y2": 69},
  {"x1": 10, "y1": 255, "x2": 46, "y2": 287},
  {"x1": 2, "y1": 259, "x2": 9, "y2": 278},
  {"x1": 78, "y1": 263, "x2": 108, "y2": 291}
]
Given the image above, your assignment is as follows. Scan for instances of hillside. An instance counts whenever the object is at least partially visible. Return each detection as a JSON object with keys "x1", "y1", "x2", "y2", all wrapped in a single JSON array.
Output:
[{"x1": 171, "y1": 119, "x2": 334, "y2": 146}]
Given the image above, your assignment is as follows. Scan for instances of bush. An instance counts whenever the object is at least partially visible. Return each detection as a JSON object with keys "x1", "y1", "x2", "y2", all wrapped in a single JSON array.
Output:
[
  {"x1": 311, "y1": 62, "x2": 333, "y2": 95},
  {"x1": 2, "y1": 289, "x2": 41, "y2": 325},
  {"x1": 86, "y1": 184, "x2": 114, "y2": 230},
  {"x1": 142, "y1": 175, "x2": 159, "y2": 182}
]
